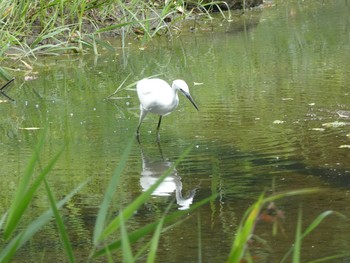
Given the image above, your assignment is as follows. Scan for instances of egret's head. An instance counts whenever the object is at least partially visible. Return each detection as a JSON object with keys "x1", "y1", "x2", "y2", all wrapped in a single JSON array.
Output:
[
  {"x1": 172, "y1": 79, "x2": 189, "y2": 93},
  {"x1": 172, "y1": 79, "x2": 199, "y2": 111}
]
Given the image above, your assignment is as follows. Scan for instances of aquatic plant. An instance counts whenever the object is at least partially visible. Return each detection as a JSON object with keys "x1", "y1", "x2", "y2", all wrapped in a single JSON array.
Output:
[
  {"x1": 0, "y1": 133, "x2": 214, "y2": 262},
  {"x1": 1, "y1": 132, "x2": 348, "y2": 262},
  {"x1": 227, "y1": 189, "x2": 349, "y2": 263},
  {"x1": 0, "y1": 0, "x2": 231, "y2": 60},
  {"x1": 0, "y1": 0, "x2": 235, "y2": 80}
]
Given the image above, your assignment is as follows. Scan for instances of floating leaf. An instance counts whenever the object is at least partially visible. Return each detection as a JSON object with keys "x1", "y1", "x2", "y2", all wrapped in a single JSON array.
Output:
[
  {"x1": 273, "y1": 120, "x2": 285, "y2": 124},
  {"x1": 336, "y1": 110, "x2": 350, "y2": 118},
  {"x1": 322, "y1": 121, "x2": 349, "y2": 128},
  {"x1": 338, "y1": 145, "x2": 350, "y2": 149},
  {"x1": 311, "y1": 128, "x2": 325, "y2": 131},
  {"x1": 19, "y1": 127, "x2": 41, "y2": 130},
  {"x1": 24, "y1": 75, "x2": 38, "y2": 81}
]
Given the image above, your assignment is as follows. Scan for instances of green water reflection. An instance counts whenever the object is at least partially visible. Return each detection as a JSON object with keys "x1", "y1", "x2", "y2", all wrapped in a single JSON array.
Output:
[{"x1": 1, "y1": 1, "x2": 350, "y2": 262}]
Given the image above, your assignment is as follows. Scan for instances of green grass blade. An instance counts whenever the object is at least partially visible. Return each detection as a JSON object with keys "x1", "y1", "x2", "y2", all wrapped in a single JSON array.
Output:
[
  {"x1": 4, "y1": 130, "x2": 47, "y2": 239},
  {"x1": 145, "y1": 200, "x2": 175, "y2": 263},
  {"x1": 95, "y1": 19, "x2": 150, "y2": 34},
  {"x1": 293, "y1": 207, "x2": 302, "y2": 263},
  {"x1": 0, "y1": 212, "x2": 8, "y2": 230},
  {"x1": 93, "y1": 138, "x2": 134, "y2": 244},
  {"x1": 91, "y1": 195, "x2": 216, "y2": 258},
  {"x1": 0, "y1": 180, "x2": 88, "y2": 262},
  {"x1": 301, "y1": 210, "x2": 335, "y2": 238},
  {"x1": 227, "y1": 194, "x2": 264, "y2": 263},
  {"x1": 108, "y1": 73, "x2": 165, "y2": 99},
  {"x1": 146, "y1": 217, "x2": 165, "y2": 263},
  {"x1": 0, "y1": 66, "x2": 13, "y2": 80},
  {"x1": 281, "y1": 210, "x2": 338, "y2": 263},
  {"x1": 197, "y1": 212, "x2": 202, "y2": 263},
  {"x1": 96, "y1": 144, "x2": 193, "y2": 243},
  {"x1": 4, "y1": 147, "x2": 63, "y2": 240},
  {"x1": 88, "y1": 35, "x2": 115, "y2": 52},
  {"x1": 44, "y1": 179, "x2": 75, "y2": 263},
  {"x1": 106, "y1": 73, "x2": 132, "y2": 99},
  {"x1": 0, "y1": 233, "x2": 24, "y2": 263},
  {"x1": 120, "y1": 211, "x2": 134, "y2": 263},
  {"x1": 308, "y1": 253, "x2": 350, "y2": 263},
  {"x1": 263, "y1": 188, "x2": 320, "y2": 204}
]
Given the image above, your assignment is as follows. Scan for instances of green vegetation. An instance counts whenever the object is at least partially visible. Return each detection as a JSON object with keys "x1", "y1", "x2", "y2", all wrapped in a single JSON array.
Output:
[
  {"x1": 0, "y1": 0, "x2": 235, "y2": 79},
  {"x1": 0, "y1": 132, "x2": 348, "y2": 262}
]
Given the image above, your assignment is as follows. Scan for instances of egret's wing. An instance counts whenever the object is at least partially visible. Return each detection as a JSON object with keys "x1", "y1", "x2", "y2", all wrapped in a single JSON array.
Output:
[{"x1": 137, "y1": 79, "x2": 173, "y2": 112}]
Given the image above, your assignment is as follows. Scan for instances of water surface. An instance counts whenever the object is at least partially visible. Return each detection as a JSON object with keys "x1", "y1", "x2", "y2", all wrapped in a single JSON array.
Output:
[{"x1": 1, "y1": 1, "x2": 350, "y2": 262}]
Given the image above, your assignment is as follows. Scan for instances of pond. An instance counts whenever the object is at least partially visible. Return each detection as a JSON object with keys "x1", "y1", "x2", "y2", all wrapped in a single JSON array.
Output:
[{"x1": 1, "y1": 1, "x2": 350, "y2": 262}]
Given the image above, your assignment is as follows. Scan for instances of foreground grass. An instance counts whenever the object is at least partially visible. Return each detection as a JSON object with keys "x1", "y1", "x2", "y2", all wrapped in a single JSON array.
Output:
[{"x1": 1, "y1": 132, "x2": 349, "y2": 262}]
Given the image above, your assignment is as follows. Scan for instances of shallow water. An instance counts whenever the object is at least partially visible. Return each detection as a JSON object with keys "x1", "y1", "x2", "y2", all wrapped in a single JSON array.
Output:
[{"x1": 1, "y1": 1, "x2": 350, "y2": 262}]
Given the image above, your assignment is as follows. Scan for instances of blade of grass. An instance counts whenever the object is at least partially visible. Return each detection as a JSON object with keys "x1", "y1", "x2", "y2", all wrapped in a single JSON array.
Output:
[
  {"x1": 88, "y1": 35, "x2": 115, "y2": 52},
  {"x1": 197, "y1": 212, "x2": 202, "y2": 263},
  {"x1": 146, "y1": 199, "x2": 175, "y2": 263},
  {"x1": 0, "y1": 212, "x2": 8, "y2": 230},
  {"x1": 133, "y1": 200, "x2": 174, "y2": 261},
  {"x1": 308, "y1": 252, "x2": 350, "y2": 263},
  {"x1": 93, "y1": 138, "x2": 134, "y2": 244},
  {"x1": 0, "y1": 78, "x2": 14, "y2": 91},
  {"x1": 44, "y1": 178, "x2": 76, "y2": 263},
  {"x1": 0, "y1": 179, "x2": 88, "y2": 262},
  {"x1": 107, "y1": 73, "x2": 165, "y2": 100},
  {"x1": 227, "y1": 194, "x2": 264, "y2": 263},
  {"x1": 120, "y1": 210, "x2": 134, "y2": 263},
  {"x1": 0, "y1": 67, "x2": 13, "y2": 81},
  {"x1": 227, "y1": 188, "x2": 320, "y2": 263},
  {"x1": 280, "y1": 210, "x2": 341, "y2": 263},
  {"x1": 4, "y1": 147, "x2": 63, "y2": 240},
  {"x1": 91, "y1": 194, "x2": 216, "y2": 258},
  {"x1": 263, "y1": 188, "x2": 320, "y2": 204},
  {"x1": 106, "y1": 73, "x2": 132, "y2": 99},
  {"x1": 96, "y1": 144, "x2": 193, "y2": 243},
  {"x1": 293, "y1": 207, "x2": 302, "y2": 263},
  {"x1": 4, "y1": 130, "x2": 48, "y2": 239},
  {"x1": 146, "y1": 216, "x2": 165, "y2": 263}
]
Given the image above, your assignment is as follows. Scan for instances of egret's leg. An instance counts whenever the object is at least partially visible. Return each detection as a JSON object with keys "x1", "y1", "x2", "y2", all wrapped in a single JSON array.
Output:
[
  {"x1": 156, "y1": 115, "x2": 162, "y2": 142},
  {"x1": 137, "y1": 107, "x2": 147, "y2": 136},
  {"x1": 156, "y1": 115, "x2": 162, "y2": 131}
]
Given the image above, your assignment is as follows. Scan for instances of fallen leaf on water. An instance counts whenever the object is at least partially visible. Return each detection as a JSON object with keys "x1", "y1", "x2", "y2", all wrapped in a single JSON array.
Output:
[
  {"x1": 19, "y1": 127, "x2": 40, "y2": 130},
  {"x1": 339, "y1": 145, "x2": 350, "y2": 149},
  {"x1": 311, "y1": 128, "x2": 325, "y2": 131},
  {"x1": 322, "y1": 121, "x2": 349, "y2": 128},
  {"x1": 193, "y1": 82, "x2": 204, "y2": 86},
  {"x1": 336, "y1": 110, "x2": 350, "y2": 118},
  {"x1": 273, "y1": 120, "x2": 285, "y2": 124},
  {"x1": 24, "y1": 75, "x2": 38, "y2": 81}
]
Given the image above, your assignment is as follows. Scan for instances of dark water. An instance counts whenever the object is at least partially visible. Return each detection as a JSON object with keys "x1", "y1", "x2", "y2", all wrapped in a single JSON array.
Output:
[{"x1": 1, "y1": 1, "x2": 350, "y2": 262}]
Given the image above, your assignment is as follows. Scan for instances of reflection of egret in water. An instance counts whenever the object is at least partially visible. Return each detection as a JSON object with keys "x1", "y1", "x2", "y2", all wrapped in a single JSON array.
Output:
[{"x1": 139, "y1": 142, "x2": 196, "y2": 210}]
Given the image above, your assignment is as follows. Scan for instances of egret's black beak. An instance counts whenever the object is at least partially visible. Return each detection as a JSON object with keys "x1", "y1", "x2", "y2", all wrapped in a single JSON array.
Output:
[{"x1": 180, "y1": 89, "x2": 199, "y2": 111}]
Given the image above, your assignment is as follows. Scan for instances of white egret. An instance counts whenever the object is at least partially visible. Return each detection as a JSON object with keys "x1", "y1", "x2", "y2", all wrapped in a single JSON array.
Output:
[{"x1": 136, "y1": 78, "x2": 199, "y2": 139}]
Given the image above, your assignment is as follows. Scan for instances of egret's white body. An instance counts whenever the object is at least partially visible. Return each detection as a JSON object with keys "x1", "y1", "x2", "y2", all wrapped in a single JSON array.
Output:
[{"x1": 136, "y1": 78, "x2": 198, "y2": 138}]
